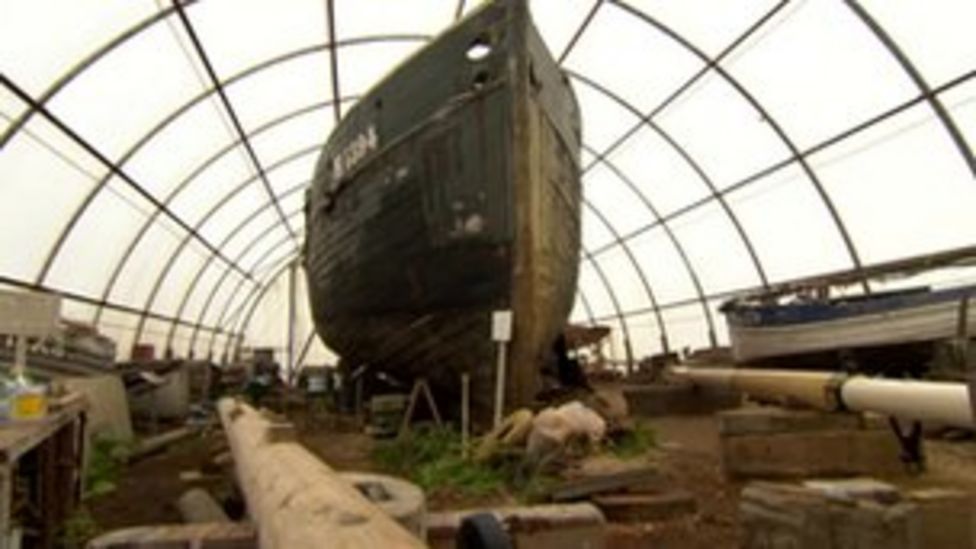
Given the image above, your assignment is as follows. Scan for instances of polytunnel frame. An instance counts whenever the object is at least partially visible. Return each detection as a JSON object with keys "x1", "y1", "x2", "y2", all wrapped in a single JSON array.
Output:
[{"x1": 0, "y1": 0, "x2": 972, "y2": 363}]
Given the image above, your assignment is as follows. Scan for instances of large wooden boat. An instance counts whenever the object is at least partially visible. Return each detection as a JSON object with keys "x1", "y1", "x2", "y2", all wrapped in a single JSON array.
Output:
[
  {"x1": 303, "y1": 0, "x2": 581, "y2": 419},
  {"x1": 721, "y1": 284, "x2": 976, "y2": 368}
]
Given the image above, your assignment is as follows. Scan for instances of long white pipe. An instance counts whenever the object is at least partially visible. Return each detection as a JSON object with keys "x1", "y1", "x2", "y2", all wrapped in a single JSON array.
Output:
[
  {"x1": 670, "y1": 366, "x2": 974, "y2": 429},
  {"x1": 840, "y1": 377, "x2": 973, "y2": 428}
]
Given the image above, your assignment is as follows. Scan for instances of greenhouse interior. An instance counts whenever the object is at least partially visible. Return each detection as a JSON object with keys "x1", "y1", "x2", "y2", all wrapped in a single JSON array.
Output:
[{"x1": 1, "y1": 1, "x2": 974, "y2": 547}]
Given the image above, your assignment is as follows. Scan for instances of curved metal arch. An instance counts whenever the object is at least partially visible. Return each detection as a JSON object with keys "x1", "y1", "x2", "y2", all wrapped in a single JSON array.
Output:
[
  {"x1": 90, "y1": 103, "x2": 345, "y2": 326},
  {"x1": 584, "y1": 143, "x2": 719, "y2": 347},
  {"x1": 130, "y1": 145, "x2": 321, "y2": 343},
  {"x1": 0, "y1": 75, "x2": 256, "y2": 288},
  {"x1": 193, "y1": 229, "x2": 301, "y2": 355},
  {"x1": 575, "y1": 290, "x2": 598, "y2": 326},
  {"x1": 0, "y1": 1, "x2": 199, "y2": 148},
  {"x1": 557, "y1": 0, "x2": 605, "y2": 64},
  {"x1": 582, "y1": 200, "x2": 671, "y2": 352},
  {"x1": 844, "y1": 1, "x2": 975, "y2": 178},
  {"x1": 605, "y1": 0, "x2": 867, "y2": 287},
  {"x1": 164, "y1": 186, "x2": 311, "y2": 351},
  {"x1": 45, "y1": 36, "x2": 431, "y2": 323},
  {"x1": 220, "y1": 250, "x2": 301, "y2": 361},
  {"x1": 580, "y1": 1, "x2": 789, "y2": 173},
  {"x1": 588, "y1": 69, "x2": 976, "y2": 258},
  {"x1": 173, "y1": 1, "x2": 298, "y2": 249},
  {"x1": 581, "y1": 248, "x2": 635, "y2": 371},
  {"x1": 186, "y1": 206, "x2": 308, "y2": 347},
  {"x1": 569, "y1": 70, "x2": 770, "y2": 289}
]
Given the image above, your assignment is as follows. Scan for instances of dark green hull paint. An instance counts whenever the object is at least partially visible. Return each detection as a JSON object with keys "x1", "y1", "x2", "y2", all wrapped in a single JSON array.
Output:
[{"x1": 304, "y1": 0, "x2": 581, "y2": 420}]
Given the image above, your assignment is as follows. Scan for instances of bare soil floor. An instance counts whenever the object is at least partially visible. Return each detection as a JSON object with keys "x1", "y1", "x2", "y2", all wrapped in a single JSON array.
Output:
[{"x1": 85, "y1": 409, "x2": 976, "y2": 549}]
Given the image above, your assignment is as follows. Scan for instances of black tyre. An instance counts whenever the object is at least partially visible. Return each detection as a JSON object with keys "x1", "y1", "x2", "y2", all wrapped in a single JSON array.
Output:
[{"x1": 457, "y1": 513, "x2": 512, "y2": 549}]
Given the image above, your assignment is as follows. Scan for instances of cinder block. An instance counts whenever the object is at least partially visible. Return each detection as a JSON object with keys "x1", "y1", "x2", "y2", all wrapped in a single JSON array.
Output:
[
  {"x1": 426, "y1": 503, "x2": 605, "y2": 549},
  {"x1": 623, "y1": 381, "x2": 740, "y2": 417}
]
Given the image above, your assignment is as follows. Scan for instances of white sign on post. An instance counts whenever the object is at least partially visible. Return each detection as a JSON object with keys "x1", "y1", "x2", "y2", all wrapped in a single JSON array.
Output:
[
  {"x1": 491, "y1": 310, "x2": 513, "y2": 342},
  {"x1": 0, "y1": 290, "x2": 61, "y2": 338}
]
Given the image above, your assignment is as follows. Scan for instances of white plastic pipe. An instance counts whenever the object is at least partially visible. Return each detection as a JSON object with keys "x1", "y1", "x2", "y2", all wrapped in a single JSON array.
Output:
[
  {"x1": 841, "y1": 377, "x2": 973, "y2": 428},
  {"x1": 670, "y1": 366, "x2": 975, "y2": 429}
]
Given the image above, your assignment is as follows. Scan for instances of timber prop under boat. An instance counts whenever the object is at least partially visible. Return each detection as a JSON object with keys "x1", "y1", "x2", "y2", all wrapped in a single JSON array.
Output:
[
  {"x1": 303, "y1": 0, "x2": 581, "y2": 419},
  {"x1": 721, "y1": 284, "x2": 976, "y2": 368}
]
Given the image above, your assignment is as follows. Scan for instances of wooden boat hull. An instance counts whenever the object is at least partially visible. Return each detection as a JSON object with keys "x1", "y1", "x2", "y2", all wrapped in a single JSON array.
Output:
[
  {"x1": 304, "y1": 0, "x2": 581, "y2": 418},
  {"x1": 723, "y1": 286, "x2": 976, "y2": 364}
]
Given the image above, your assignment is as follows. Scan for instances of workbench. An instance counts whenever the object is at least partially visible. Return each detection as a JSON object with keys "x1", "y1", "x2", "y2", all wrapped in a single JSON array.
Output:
[{"x1": 0, "y1": 394, "x2": 87, "y2": 548}]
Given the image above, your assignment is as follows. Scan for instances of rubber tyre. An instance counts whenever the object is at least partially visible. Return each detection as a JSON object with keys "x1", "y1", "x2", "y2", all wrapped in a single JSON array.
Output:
[{"x1": 457, "y1": 513, "x2": 512, "y2": 549}]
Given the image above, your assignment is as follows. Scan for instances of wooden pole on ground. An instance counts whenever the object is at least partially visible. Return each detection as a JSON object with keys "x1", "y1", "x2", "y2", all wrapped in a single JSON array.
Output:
[{"x1": 217, "y1": 398, "x2": 424, "y2": 549}]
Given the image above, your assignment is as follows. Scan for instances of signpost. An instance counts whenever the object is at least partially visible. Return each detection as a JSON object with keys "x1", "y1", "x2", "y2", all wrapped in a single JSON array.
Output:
[
  {"x1": 0, "y1": 290, "x2": 61, "y2": 379},
  {"x1": 491, "y1": 310, "x2": 513, "y2": 429}
]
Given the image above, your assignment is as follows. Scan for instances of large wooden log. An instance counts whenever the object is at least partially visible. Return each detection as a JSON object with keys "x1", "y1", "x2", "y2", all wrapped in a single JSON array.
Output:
[{"x1": 217, "y1": 398, "x2": 424, "y2": 549}]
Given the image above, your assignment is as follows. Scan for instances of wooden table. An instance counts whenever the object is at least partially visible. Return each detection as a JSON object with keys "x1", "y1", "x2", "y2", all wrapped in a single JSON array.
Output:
[{"x1": 0, "y1": 394, "x2": 87, "y2": 549}]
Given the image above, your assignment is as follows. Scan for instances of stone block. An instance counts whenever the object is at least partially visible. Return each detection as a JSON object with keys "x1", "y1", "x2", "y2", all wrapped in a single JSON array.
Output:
[
  {"x1": 740, "y1": 482, "x2": 919, "y2": 549},
  {"x1": 907, "y1": 488, "x2": 976, "y2": 548},
  {"x1": 721, "y1": 429, "x2": 903, "y2": 478},
  {"x1": 718, "y1": 406, "x2": 901, "y2": 478}
]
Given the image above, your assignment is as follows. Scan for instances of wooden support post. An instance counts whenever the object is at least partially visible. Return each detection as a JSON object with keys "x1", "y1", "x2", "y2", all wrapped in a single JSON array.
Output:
[
  {"x1": 217, "y1": 399, "x2": 423, "y2": 549},
  {"x1": 493, "y1": 341, "x2": 508, "y2": 429},
  {"x1": 461, "y1": 373, "x2": 470, "y2": 459},
  {"x1": 399, "y1": 379, "x2": 443, "y2": 438}
]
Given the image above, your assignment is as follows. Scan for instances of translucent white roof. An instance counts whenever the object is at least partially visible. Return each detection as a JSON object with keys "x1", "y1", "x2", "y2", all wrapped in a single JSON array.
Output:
[{"x1": 2, "y1": 0, "x2": 974, "y2": 368}]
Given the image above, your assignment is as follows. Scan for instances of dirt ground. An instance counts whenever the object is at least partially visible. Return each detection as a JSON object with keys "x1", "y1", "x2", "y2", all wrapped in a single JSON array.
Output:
[{"x1": 84, "y1": 408, "x2": 976, "y2": 548}]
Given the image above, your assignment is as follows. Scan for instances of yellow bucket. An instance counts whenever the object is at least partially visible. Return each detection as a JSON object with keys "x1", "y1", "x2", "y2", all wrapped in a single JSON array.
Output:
[{"x1": 11, "y1": 390, "x2": 47, "y2": 420}]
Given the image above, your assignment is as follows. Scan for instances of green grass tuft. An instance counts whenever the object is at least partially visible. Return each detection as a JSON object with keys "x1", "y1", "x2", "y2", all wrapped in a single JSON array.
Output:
[{"x1": 608, "y1": 422, "x2": 656, "y2": 459}]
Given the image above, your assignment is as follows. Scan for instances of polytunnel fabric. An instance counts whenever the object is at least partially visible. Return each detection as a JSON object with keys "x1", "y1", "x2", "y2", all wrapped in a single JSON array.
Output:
[{"x1": 1, "y1": 0, "x2": 974, "y2": 370}]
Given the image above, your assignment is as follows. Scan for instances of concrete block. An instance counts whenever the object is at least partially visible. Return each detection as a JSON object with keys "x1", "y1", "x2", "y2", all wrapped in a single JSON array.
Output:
[
  {"x1": 623, "y1": 381, "x2": 740, "y2": 417},
  {"x1": 592, "y1": 490, "x2": 696, "y2": 523},
  {"x1": 426, "y1": 503, "x2": 605, "y2": 549},
  {"x1": 907, "y1": 488, "x2": 976, "y2": 549},
  {"x1": 717, "y1": 407, "x2": 880, "y2": 436},
  {"x1": 718, "y1": 406, "x2": 901, "y2": 478},
  {"x1": 722, "y1": 429, "x2": 903, "y2": 478},
  {"x1": 740, "y1": 482, "x2": 919, "y2": 549}
]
